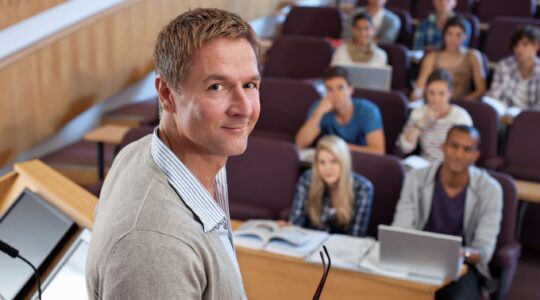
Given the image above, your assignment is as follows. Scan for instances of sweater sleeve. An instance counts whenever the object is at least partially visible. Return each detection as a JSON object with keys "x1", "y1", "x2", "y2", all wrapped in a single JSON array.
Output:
[{"x1": 99, "y1": 231, "x2": 205, "y2": 300}]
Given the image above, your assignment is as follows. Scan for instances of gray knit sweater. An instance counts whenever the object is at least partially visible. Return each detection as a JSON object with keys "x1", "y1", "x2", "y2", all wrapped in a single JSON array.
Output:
[{"x1": 86, "y1": 136, "x2": 246, "y2": 299}]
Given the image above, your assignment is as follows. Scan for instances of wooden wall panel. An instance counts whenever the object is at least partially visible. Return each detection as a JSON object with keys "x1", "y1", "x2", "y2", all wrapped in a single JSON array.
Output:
[
  {"x1": 0, "y1": 0, "x2": 283, "y2": 167},
  {"x1": 0, "y1": 0, "x2": 68, "y2": 30}
]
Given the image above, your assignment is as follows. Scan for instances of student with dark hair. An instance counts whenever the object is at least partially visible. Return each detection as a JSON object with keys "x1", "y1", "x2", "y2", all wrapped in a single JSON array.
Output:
[
  {"x1": 393, "y1": 125, "x2": 503, "y2": 299},
  {"x1": 486, "y1": 25, "x2": 540, "y2": 110},
  {"x1": 342, "y1": 0, "x2": 401, "y2": 43},
  {"x1": 290, "y1": 135, "x2": 373, "y2": 237},
  {"x1": 413, "y1": 0, "x2": 471, "y2": 51},
  {"x1": 398, "y1": 69, "x2": 472, "y2": 161},
  {"x1": 331, "y1": 12, "x2": 388, "y2": 67},
  {"x1": 411, "y1": 16, "x2": 486, "y2": 101},
  {"x1": 295, "y1": 66, "x2": 385, "y2": 154}
]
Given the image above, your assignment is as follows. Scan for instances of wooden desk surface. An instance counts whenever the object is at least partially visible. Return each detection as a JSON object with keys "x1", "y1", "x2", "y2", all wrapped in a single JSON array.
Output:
[
  {"x1": 232, "y1": 220, "x2": 460, "y2": 300},
  {"x1": 516, "y1": 180, "x2": 540, "y2": 204},
  {"x1": 83, "y1": 124, "x2": 131, "y2": 144}
]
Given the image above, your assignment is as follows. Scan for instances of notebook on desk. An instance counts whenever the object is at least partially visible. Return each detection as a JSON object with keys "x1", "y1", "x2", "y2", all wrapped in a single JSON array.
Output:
[
  {"x1": 341, "y1": 64, "x2": 393, "y2": 92},
  {"x1": 378, "y1": 225, "x2": 463, "y2": 280}
]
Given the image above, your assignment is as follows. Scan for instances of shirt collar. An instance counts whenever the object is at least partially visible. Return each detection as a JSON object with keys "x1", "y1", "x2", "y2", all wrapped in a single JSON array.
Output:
[{"x1": 150, "y1": 128, "x2": 227, "y2": 232}]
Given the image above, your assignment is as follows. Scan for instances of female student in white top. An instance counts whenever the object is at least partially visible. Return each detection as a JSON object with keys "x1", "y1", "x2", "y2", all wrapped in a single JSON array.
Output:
[
  {"x1": 397, "y1": 68, "x2": 473, "y2": 162},
  {"x1": 289, "y1": 135, "x2": 373, "y2": 237},
  {"x1": 331, "y1": 12, "x2": 387, "y2": 67}
]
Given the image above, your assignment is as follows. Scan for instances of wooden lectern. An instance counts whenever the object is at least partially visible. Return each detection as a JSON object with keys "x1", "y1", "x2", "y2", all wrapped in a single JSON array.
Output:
[{"x1": 0, "y1": 159, "x2": 98, "y2": 299}]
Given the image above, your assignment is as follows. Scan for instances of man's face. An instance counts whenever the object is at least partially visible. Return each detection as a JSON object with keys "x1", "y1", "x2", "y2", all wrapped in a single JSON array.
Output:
[
  {"x1": 169, "y1": 38, "x2": 261, "y2": 158},
  {"x1": 433, "y1": 0, "x2": 456, "y2": 14},
  {"x1": 442, "y1": 130, "x2": 480, "y2": 174},
  {"x1": 324, "y1": 76, "x2": 354, "y2": 111},
  {"x1": 513, "y1": 38, "x2": 539, "y2": 64}
]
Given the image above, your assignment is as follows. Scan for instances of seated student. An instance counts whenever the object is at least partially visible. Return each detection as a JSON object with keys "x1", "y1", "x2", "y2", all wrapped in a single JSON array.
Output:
[
  {"x1": 411, "y1": 16, "x2": 486, "y2": 101},
  {"x1": 392, "y1": 125, "x2": 503, "y2": 299},
  {"x1": 295, "y1": 66, "x2": 385, "y2": 154},
  {"x1": 289, "y1": 135, "x2": 373, "y2": 237},
  {"x1": 331, "y1": 12, "x2": 388, "y2": 67},
  {"x1": 486, "y1": 25, "x2": 540, "y2": 110},
  {"x1": 413, "y1": 0, "x2": 471, "y2": 51},
  {"x1": 398, "y1": 69, "x2": 472, "y2": 161},
  {"x1": 342, "y1": 0, "x2": 401, "y2": 43}
]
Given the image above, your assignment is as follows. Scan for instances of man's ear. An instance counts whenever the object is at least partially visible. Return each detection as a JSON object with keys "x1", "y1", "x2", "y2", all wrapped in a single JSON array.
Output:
[
  {"x1": 155, "y1": 75, "x2": 176, "y2": 114},
  {"x1": 471, "y1": 149, "x2": 480, "y2": 164}
]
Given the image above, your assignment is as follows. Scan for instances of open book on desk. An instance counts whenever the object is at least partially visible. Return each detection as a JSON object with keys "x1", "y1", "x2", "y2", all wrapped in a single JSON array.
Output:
[{"x1": 233, "y1": 220, "x2": 329, "y2": 258}]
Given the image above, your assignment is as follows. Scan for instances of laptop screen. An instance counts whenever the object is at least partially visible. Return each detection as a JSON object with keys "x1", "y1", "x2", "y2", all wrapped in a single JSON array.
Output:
[{"x1": 0, "y1": 188, "x2": 75, "y2": 300}]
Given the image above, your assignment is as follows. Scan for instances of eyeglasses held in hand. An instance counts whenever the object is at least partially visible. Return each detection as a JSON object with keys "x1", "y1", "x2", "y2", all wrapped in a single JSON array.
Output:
[{"x1": 312, "y1": 245, "x2": 331, "y2": 300}]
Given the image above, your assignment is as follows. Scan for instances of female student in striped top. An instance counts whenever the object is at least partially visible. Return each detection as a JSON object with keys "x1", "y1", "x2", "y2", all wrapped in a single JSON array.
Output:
[
  {"x1": 397, "y1": 68, "x2": 472, "y2": 162},
  {"x1": 289, "y1": 135, "x2": 373, "y2": 237}
]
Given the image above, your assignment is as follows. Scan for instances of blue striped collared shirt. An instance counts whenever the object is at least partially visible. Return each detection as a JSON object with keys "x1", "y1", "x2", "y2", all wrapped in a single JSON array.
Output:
[{"x1": 150, "y1": 128, "x2": 239, "y2": 272}]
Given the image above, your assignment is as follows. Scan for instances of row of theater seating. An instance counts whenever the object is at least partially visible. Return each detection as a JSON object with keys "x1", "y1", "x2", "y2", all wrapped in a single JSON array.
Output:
[
  {"x1": 357, "y1": 0, "x2": 538, "y2": 22},
  {"x1": 264, "y1": 19, "x2": 540, "y2": 96},
  {"x1": 281, "y1": 5, "x2": 540, "y2": 61},
  {"x1": 92, "y1": 77, "x2": 540, "y2": 184},
  {"x1": 103, "y1": 125, "x2": 519, "y2": 299}
]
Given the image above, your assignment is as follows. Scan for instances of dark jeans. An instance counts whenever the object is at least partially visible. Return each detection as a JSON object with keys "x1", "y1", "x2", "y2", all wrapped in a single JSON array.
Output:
[{"x1": 436, "y1": 265, "x2": 481, "y2": 300}]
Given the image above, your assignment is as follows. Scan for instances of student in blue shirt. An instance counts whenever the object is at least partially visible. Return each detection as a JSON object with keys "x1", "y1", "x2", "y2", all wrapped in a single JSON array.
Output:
[
  {"x1": 295, "y1": 66, "x2": 385, "y2": 154},
  {"x1": 289, "y1": 135, "x2": 373, "y2": 237}
]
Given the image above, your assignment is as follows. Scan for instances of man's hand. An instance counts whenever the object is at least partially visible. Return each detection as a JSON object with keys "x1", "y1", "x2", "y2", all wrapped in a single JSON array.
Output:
[{"x1": 313, "y1": 96, "x2": 333, "y2": 117}]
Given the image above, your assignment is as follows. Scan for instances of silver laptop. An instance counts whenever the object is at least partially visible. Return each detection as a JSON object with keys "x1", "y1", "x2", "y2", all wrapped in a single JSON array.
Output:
[
  {"x1": 341, "y1": 64, "x2": 392, "y2": 91},
  {"x1": 378, "y1": 225, "x2": 463, "y2": 280}
]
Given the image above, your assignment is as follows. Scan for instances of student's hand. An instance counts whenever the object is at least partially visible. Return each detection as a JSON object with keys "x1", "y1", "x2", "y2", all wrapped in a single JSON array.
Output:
[
  {"x1": 404, "y1": 125, "x2": 422, "y2": 142},
  {"x1": 314, "y1": 96, "x2": 334, "y2": 116},
  {"x1": 419, "y1": 106, "x2": 438, "y2": 127},
  {"x1": 409, "y1": 88, "x2": 423, "y2": 101}
]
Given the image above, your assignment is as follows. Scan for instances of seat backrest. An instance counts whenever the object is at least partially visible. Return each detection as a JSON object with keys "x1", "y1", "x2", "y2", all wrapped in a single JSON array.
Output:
[
  {"x1": 255, "y1": 78, "x2": 319, "y2": 140},
  {"x1": 379, "y1": 42, "x2": 411, "y2": 92},
  {"x1": 226, "y1": 136, "x2": 300, "y2": 218},
  {"x1": 487, "y1": 170, "x2": 518, "y2": 249},
  {"x1": 351, "y1": 151, "x2": 404, "y2": 238},
  {"x1": 114, "y1": 126, "x2": 154, "y2": 156},
  {"x1": 356, "y1": 0, "x2": 412, "y2": 11},
  {"x1": 503, "y1": 111, "x2": 540, "y2": 182},
  {"x1": 353, "y1": 88, "x2": 409, "y2": 154},
  {"x1": 476, "y1": 0, "x2": 536, "y2": 23},
  {"x1": 451, "y1": 99, "x2": 500, "y2": 168},
  {"x1": 282, "y1": 6, "x2": 342, "y2": 39},
  {"x1": 263, "y1": 36, "x2": 333, "y2": 79},
  {"x1": 483, "y1": 17, "x2": 540, "y2": 62},
  {"x1": 387, "y1": 7, "x2": 413, "y2": 48}
]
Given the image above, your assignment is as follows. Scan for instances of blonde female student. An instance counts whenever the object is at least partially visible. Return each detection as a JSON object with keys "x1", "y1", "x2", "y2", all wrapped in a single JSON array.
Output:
[{"x1": 289, "y1": 135, "x2": 373, "y2": 237}]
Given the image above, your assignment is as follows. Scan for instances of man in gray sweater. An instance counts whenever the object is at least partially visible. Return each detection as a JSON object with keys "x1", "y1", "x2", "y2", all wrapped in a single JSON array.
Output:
[
  {"x1": 86, "y1": 8, "x2": 261, "y2": 299},
  {"x1": 392, "y1": 125, "x2": 503, "y2": 299}
]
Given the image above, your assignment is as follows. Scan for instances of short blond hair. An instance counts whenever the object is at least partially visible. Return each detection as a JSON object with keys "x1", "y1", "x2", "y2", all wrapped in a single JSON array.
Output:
[{"x1": 153, "y1": 8, "x2": 260, "y2": 93}]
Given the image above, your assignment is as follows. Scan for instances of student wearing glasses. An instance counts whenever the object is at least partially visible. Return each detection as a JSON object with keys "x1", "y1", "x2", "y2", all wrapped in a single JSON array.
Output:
[{"x1": 289, "y1": 135, "x2": 373, "y2": 237}]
